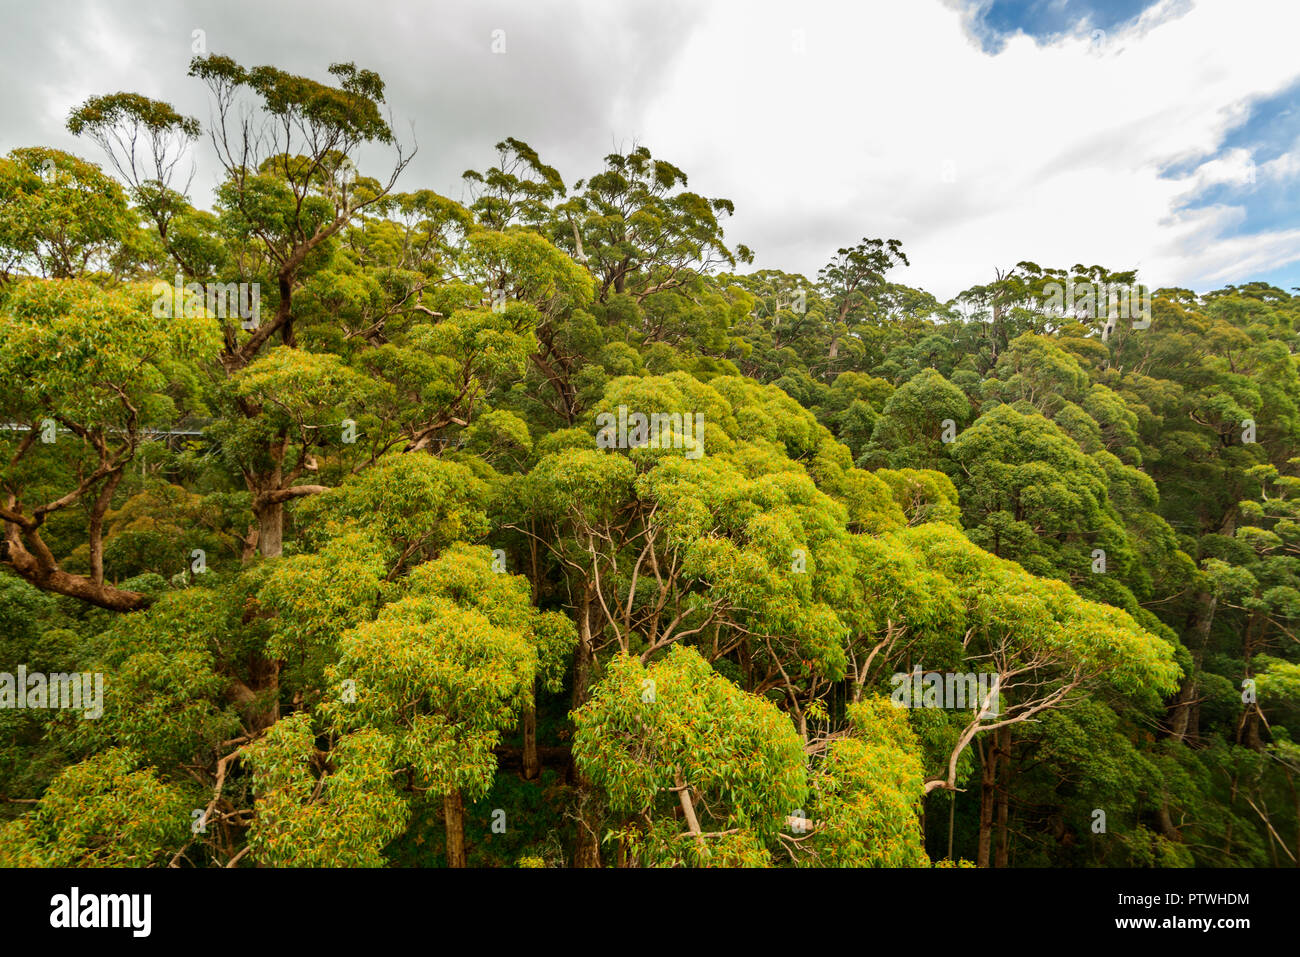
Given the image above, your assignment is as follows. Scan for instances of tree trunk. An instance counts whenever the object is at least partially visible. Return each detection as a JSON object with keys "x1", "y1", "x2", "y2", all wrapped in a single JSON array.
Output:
[
  {"x1": 241, "y1": 522, "x2": 260, "y2": 563},
  {"x1": 279, "y1": 274, "x2": 296, "y2": 347},
  {"x1": 245, "y1": 430, "x2": 291, "y2": 560},
  {"x1": 1156, "y1": 802, "x2": 1178, "y2": 841},
  {"x1": 571, "y1": 585, "x2": 595, "y2": 709},
  {"x1": 1169, "y1": 591, "x2": 1216, "y2": 742},
  {"x1": 994, "y1": 725, "x2": 1012, "y2": 868},
  {"x1": 444, "y1": 790, "x2": 466, "y2": 868},
  {"x1": 674, "y1": 769, "x2": 706, "y2": 856},
  {"x1": 947, "y1": 789, "x2": 956, "y2": 862},
  {"x1": 88, "y1": 470, "x2": 123, "y2": 587},
  {"x1": 256, "y1": 499, "x2": 284, "y2": 558},
  {"x1": 241, "y1": 655, "x2": 281, "y2": 732},
  {"x1": 522, "y1": 698, "x2": 540, "y2": 781},
  {"x1": 977, "y1": 738, "x2": 998, "y2": 868},
  {"x1": 570, "y1": 585, "x2": 602, "y2": 867},
  {"x1": 1237, "y1": 611, "x2": 1264, "y2": 749},
  {"x1": 1168, "y1": 680, "x2": 1195, "y2": 741},
  {"x1": 572, "y1": 773, "x2": 602, "y2": 868}
]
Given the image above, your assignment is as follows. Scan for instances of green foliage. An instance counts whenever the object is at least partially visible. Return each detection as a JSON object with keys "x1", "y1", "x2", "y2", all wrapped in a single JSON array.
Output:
[
  {"x1": 0, "y1": 748, "x2": 190, "y2": 866},
  {"x1": 0, "y1": 148, "x2": 133, "y2": 278},
  {"x1": 323, "y1": 546, "x2": 542, "y2": 800},
  {"x1": 804, "y1": 698, "x2": 929, "y2": 867},
  {"x1": 296, "y1": 452, "x2": 489, "y2": 571},
  {"x1": 245, "y1": 714, "x2": 408, "y2": 867},
  {"x1": 4, "y1": 55, "x2": 1299, "y2": 871},
  {"x1": 573, "y1": 647, "x2": 806, "y2": 866}
]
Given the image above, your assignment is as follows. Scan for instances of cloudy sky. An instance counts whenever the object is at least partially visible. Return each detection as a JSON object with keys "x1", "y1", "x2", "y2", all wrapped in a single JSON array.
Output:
[{"x1": 2, "y1": 0, "x2": 1298, "y2": 299}]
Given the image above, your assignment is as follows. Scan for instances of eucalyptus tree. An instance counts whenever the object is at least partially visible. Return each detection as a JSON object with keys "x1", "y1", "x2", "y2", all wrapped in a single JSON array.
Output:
[
  {"x1": 0, "y1": 280, "x2": 218, "y2": 609},
  {"x1": 553, "y1": 144, "x2": 753, "y2": 303},
  {"x1": 0, "y1": 148, "x2": 134, "y2": 280},
  {"x1": 816, "y1": 237, "x2": 909, "y2": 376},
  {"x1": 572, "y1": 646, "x2": 806, "y2": 867},
  {"x1": 66, "y1": 93, "x2": 203, "y2": 273}
]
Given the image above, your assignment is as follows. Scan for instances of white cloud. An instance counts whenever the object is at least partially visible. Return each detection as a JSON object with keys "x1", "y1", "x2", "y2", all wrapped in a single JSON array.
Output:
[
  {"x1": 638, "y1": 0, "x2": 1300, "y2": 297},
  {"x1": 3, "y1": 0, "x2": 1297, "y2": 298}
]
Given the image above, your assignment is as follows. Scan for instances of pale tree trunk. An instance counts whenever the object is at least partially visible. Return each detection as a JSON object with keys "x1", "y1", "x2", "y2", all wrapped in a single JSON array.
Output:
[
  {"x1": 1156, "y1": 803, "x2": 1179, "y2": 842},
  {"x1": 256, "y1": 499, "x2": 284, "y2": 558},
  {"x1": 571, "y1": 585, "x2": 595, "y2": 710},
  {"x1": 87, "y1": 470, "x2": 123, "y2": 586},
  {"x1": 246, "y1": 479, "x2": 327, "y2": 560},
  {"x1": 1168, "y1": 680, "x2": 1195, "y2": 741},
  {"x1": 1237, "y1": 611, "x2": 1264, "y2": 750},
  {"x1": 947, "y1": 790, "x2": 956, "y2": 861},
  {"x1": 675, "y1": 769, "x2": 706, "y2": 856}
]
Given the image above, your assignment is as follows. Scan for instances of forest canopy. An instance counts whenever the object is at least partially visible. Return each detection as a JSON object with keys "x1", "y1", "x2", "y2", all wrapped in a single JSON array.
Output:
[{"x1": 1, "y1": 55, "x2": 1298, "y2": 869}]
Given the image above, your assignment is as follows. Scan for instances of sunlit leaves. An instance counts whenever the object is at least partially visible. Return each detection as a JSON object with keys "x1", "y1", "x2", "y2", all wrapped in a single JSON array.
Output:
[
  {"x1": 246, "y1": 714, "x2": 408, "y2": 867},
  {"x1": 0, "y1": 147, "x2": 133, "y2": 278},
  {"x1": 573, "y1": 647, "x2": 805, "y2": 865},
  {"x1": 0, "y1": 748, "x2": 190, "y2": 867},
  {"x1": 804, "y1": 698, "x2": 929, "y2": 867},
  {"x1": 296, "y1": 453, "x2": 489, "y2": 572}
]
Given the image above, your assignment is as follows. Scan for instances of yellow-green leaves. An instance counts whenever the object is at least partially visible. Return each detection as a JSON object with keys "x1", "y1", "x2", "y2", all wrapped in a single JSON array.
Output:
[
  {"x1": 573, "y1": 647, "x2": 806, "y2": 866},
  {"x1": 466, "y1": 227, "x2": 594, "y2": 315},
  {"x1": 252, "y1": 543, "x2": 570, "y2": 864},
  {"x1": 405, "y1": 543, "x2": 576, "y2": 691},
  {"x1": 898, "y1": 522, "x2": 1181, "y2": 704},
  {"x1": 245, "y1": 714, "x2": 408, "y2": 868},
  {"x1": 260, "y1": 530, "x2": 388, "y2": 701},
  {"x1": 0, "y1": 278, "x2": 218, "y2": 428},
  {"x1": 0, "y1": 147, "x2": 133, "y2": 278},
  {"x1": 874, "y1": 468, "x2": 962, "y2": 527},
  {"x1": 0, "y1": 748, "x2": 190, "y2": 867},
  {"x1": 525, "y1": 448, "x2": 636, "y2": 520},
  {"x1": 803, "y1": 697, "x2": 929, "y2": 867},
  {"x1": 323, "y1": 545, "x2": 551, "y2": 801},
  {"x1": 297, "y1": 453, "x2": 489, "y2": 572}
]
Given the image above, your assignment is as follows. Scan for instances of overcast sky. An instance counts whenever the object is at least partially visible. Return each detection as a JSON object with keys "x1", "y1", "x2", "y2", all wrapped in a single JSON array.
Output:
[{"x1": 3, "y1": 0, "x2": 1298, "y2": 299}]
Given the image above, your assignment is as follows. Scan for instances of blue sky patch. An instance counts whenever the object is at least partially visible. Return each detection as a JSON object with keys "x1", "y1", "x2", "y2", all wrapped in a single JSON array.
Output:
[
  {"x1": 960, "y1": 1, "x2": 1300, "y2": 292},
  {"x1": 1166, "y1": 79, "x2": 1300, "y2": 292},
  {"x1": 964, "y1": 0, "x2": 1166, "y2": 54}
]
